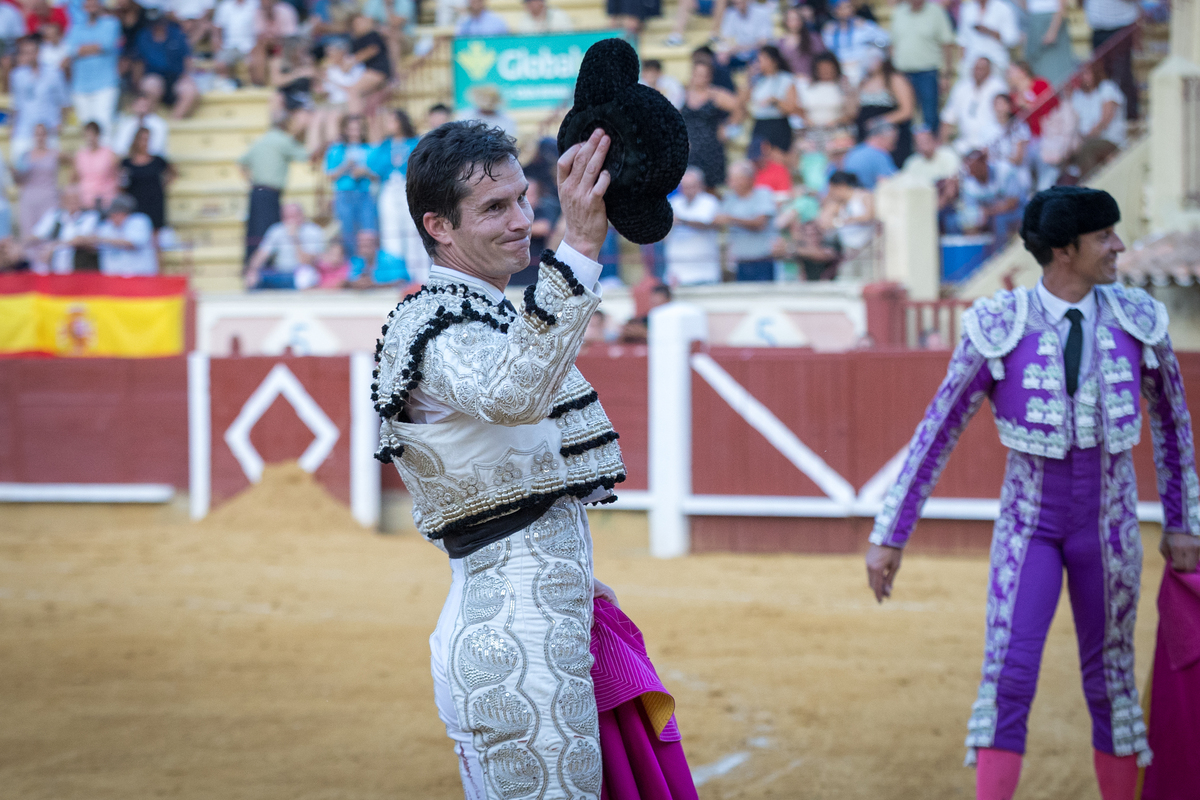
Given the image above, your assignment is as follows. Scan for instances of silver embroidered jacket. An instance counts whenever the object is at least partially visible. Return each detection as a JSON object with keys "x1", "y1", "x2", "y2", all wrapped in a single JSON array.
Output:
[
  {"x1": 870, "y1": 283, "x2": 1200, "y2": 548},
  {"x1": 372, "y1": 254, "x2": 626, "y2": 542}
]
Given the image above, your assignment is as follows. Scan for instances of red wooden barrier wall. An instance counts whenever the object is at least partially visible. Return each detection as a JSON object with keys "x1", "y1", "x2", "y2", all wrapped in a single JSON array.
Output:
[{"x1": 0, "y1": 357, "x2": 188, "y2": 487}]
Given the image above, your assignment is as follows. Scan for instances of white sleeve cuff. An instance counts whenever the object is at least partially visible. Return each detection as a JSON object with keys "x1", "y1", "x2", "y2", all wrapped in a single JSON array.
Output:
[{"x1": 554, "y1": 241, "x2": 605, "y2": 298}]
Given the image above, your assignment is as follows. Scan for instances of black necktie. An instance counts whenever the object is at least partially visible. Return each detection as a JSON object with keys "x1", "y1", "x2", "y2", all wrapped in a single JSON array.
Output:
[{"x1": 1064, "y1": 308, "x2": 1084, "y2": 397}]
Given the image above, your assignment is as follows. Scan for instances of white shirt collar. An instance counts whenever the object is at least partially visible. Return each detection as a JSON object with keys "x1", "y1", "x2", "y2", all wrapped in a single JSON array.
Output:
[
  {"x1": 1036, "y1": 278, "x2": 1096, "y2": 325},
  {"x1": 428, "y1": 264, "x2": 507, "y2": 304}
]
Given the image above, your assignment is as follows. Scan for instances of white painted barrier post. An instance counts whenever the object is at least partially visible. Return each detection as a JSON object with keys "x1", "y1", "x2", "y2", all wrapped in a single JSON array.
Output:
[
  {"x1": 349, "y1": 351, "x2": 381, "y2": 528},
  {"x1": 187, "y1": 352, "x2": 211, "y2": 520},
  {"x1": 647, "y1": 303, "x2": 707, "y2": 558}
]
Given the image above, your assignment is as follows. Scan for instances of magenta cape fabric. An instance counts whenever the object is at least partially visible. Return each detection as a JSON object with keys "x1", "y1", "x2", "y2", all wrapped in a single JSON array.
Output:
[
  {"x1": 590, "y1": 597, "x2": 698, "y2": 800},
  {"x1": 1142, "y1": 566, "x2": 1200, "y2": 800}
]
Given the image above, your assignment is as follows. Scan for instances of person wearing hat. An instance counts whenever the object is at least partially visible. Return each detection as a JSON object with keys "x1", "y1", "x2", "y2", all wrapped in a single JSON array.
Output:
[
  {"x1": 865, "y1": 186, "x2": 1200, "y2": 800},
  {"x1": 458, "y1": 84, "x2": 517, "y2": 141}
]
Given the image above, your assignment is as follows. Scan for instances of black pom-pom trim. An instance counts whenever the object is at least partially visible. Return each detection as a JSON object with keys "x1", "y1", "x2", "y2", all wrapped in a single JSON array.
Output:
[
  {"x1": 548, "y1": 390, "x2": 598, "y2": 419},
  {"x1": 523, "y1": 283, "x2": 558, "y2": 326},
  {"x1": 423, "y1": 473, "x2": 626, "y2": 540},
  {"x1": 374, "y1": 443, "x2": 406, "y2": 463},
  {"x1": 540, "y1": 249, "x2": 586, "y2": 296},
  {"x1": 373, "y1": 282, "x2": 519, "y2": 419},
  {"x1": 560, "y1": 429, "x2": 619, "y2": 457}
]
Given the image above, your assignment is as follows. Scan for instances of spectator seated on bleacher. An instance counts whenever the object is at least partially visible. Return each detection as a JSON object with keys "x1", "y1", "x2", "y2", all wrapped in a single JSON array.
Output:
[
  {"x1": 748, "y1": 136, "x2": 793, "y2": 201},
  {"x1": 716, "y1": 0, "x2": 775, "y2": 71},
  {"x1": 514, "y1": 0, "x2": 574, "y2": 33},
  {"x1": 991, "y1": 92, "x2": 1032, "y2": 193},
  {"x1": 23, "y1": 0, "x2": 68, "y2": 38},
  {"x1": 773, "y1": 190, "x2": 839, "y2": 281},
  {"x1": 842, "y1": 118, "x2": 897, "y2": 189},
  {"x1": 665, "y1": 166, "x2": 721, "y2": 286},
  {"x1": 134, "y1": 10, "x2": 200, "y2": 118},
  {"x1": 1061, "y1": 60, "x2": 1127, "y2": 180},
  {"x1": 313, "y1": 240, "x2": 351, "y2": 289},
  {"x1": 455, "y1": 0, "x2": 509, "y2": 36},
  {"x1": 939, "y1": 149, "x2": 1024, "y2": 255},
  {"x1": 347, "y1": 229, "x2": 407, "y2": 288},
  {"x1": 940, "y1": 55, "x2": 1006, "y2": 155},
  {"x1": 112, "y1": 93, "x2": 169, "y2": 157},
  {"x1": 244, "y1": 202, "x2": 327, "y2": 289},
  {"x1": 37, "y1": 20, "x2": 68, "y2": 72},
  {"x1": 715, "y1": 159, "x2": 779, "y2": 282},
  {"x1": 212, "y1": 0, "x2": 258, "y2": 81},
  {"x1": 172, "y1": 0, "x2": 218, "y2": 54},
  {"x1": 92, "y1": 193, "x2": 158, "y2": 276},
  {"x1": 818, "y1": 169, "x2": 874, "y2": 270},
  {"x1": 348, "y1": 12, "x2": 393, "y2": 111},
  {"x1": 27, "y1": 184, "x2": 101, "y2": 274},
  {"x1": 900, "y1": 123, "x2": 961, "y2": 185}
]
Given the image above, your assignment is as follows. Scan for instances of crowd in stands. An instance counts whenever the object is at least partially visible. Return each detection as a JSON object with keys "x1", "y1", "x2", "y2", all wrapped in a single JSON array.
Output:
[{"x1": 0, "y1": 0, "x2": 1151, "y2": 287}]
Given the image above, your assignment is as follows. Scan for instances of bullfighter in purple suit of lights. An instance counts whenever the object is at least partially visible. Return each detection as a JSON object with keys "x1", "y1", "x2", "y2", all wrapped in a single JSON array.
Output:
[{"x1": 864, "y1": 187, "x2": 1200, "y2": 800}]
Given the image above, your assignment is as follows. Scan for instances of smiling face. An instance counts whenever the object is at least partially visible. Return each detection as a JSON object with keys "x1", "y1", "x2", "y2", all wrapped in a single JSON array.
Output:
[
  {"x1": 423, "y1": 156, "x2": 533, "y2": 288},
  {"x1": 1059, "y1": 227, "x2": 1125, "y2": 287}
]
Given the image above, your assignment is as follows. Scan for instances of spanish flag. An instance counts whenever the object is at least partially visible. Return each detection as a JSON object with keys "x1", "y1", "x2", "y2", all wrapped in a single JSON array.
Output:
[{"x1": 0, "y1": 274, "x2": 187, "y2": 358}]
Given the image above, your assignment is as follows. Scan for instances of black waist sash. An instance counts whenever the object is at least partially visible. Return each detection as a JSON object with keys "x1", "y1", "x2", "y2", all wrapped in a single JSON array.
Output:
[{"x1": 441, "y1": 496, "x2": 560, "y2": 559}]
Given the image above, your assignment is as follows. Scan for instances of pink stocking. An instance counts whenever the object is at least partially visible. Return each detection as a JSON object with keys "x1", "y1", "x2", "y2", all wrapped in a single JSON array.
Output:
[
  {"x1": 976, "y1": 748, "x2": 1023, "y2": 800},
  {"x1": 1093, "y1": 750, "x2": 1137, "y2": 800}
]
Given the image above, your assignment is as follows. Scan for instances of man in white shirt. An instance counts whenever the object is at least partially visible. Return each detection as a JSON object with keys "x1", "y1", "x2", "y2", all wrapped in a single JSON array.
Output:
[
  {"x1": 940, "y1": 56, "x2": 1007, "y2": 155},
  {"x1": 28, "y1": 185, "x2": 101, "y2": 274},
  {"x1": 512, "y1": 0, "x2": 573, "y2": 32},
  {"x1": 900, "y1": 124, "x2": 962, "y2": 198},
  {"x1": 212, "y1": 0, "x2": 258, "y2": 67},
  {"x1": 821, "y1": 0, "x2": 890, "y2": 85},
  {"x1": 666, "y1": 166, "x2": 721, "y2": 285},
  {"x1": 244, "y1": 203, "x2": 327, "y2": 289},
  {"x1": 718, "y1": 0, "x2": 775, "y2": 68},
  {"x1": 453, "y1": 0, "x2": 509, "y2": 36},
  {"x1": 956, "y1": 0, "x2": 1020, "y2": 75},
  {"x1": 111, "y1": 94, "x2": 170, "y2": 157},
  {"x1": 376, "y1": 121, "x2": 620, "y2": 800},
  {"x1": 92, "y1": 194, "x2": 158, "y2": 277}
]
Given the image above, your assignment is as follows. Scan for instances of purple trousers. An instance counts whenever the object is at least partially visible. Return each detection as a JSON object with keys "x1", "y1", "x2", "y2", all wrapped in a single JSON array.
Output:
[{"x1": 966, "y1": 446, "x2": 1151, "y2": 763}]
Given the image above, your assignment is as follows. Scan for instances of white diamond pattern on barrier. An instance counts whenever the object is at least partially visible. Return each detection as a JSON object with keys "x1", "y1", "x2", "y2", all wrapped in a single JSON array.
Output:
[{"x1": 224, "y1": 363, "x2": 340, "y2": 484}]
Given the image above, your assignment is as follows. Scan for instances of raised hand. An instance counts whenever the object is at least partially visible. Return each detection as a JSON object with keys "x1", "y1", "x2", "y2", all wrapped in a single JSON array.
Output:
[{"x1": 557, "y1": 128, "x2": 611, "y2": 261}]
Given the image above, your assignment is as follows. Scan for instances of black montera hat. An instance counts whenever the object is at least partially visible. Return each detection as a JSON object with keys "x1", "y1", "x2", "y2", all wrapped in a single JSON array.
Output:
[
  {"x1": 557, "y1": 38, "x2": 690, "y2": 245},
  {"x1": 1020, "y1": 186, "x2": 1121, "y2": 251}
]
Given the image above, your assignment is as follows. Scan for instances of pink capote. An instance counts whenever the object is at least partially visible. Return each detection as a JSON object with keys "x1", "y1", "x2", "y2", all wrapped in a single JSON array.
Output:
[
  {"x1": 590, "y1": 597, "x2": 699, "y2": 800},
  {"x1": 1141, "y1": 567, "x2": 1200, "y2": 800}
]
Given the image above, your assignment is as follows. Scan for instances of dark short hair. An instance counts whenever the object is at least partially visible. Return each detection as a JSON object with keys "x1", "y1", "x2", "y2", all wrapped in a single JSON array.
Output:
[
  {"x1": 429, "y1": 102, "x2": 452, "y2": 116},
  {"x1": 828, "y1": 170, "x2": 860, "y2": 188},
  {"x1": 812, "y1": 52, "x2": 842, "y2": 81},
  {"x1": 83, "y1": 120, "x2": 102, "y2": 135},
  {"x1": 758, "y1": 45, "x2": 790, "y2": 73},
  {"x1": 642, "y1": 58, "x2": 662, "y2": 71},
  {"x1": 406, "y1": 121, "x2": 521, "y2": 257}
]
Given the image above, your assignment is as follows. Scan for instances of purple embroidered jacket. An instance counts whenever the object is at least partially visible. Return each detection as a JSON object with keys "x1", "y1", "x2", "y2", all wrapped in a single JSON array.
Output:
[{"x1": 870, "y1": 283, "x2": 1200, "y2": 548}]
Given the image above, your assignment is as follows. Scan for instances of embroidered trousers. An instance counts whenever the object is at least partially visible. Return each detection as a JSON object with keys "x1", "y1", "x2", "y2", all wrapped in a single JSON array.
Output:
[
  {"x1": 967, "y1": 446, "x2": 1150, "y2": 762},
  {"x1": 430, "y1": 497, "x2": 602, "y2": 800}
]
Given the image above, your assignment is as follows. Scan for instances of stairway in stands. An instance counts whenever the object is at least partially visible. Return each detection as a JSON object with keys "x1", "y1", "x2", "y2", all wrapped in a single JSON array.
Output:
[{"x1": 0, "y1": 0, "x2": 1168, "y2": 293}]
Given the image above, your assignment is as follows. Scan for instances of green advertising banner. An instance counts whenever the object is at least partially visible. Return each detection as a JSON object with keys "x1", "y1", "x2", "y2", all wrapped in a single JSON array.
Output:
[{"x1": 452, "y1": 30, "x2": 629, "y2": 112}]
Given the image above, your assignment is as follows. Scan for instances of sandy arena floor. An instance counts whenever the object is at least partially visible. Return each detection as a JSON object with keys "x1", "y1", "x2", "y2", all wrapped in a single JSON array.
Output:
[{"x1": 0, "y1": 464, "x2": 1169, "y2": 799}]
